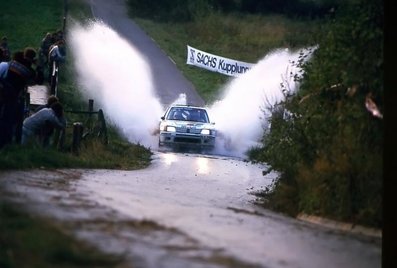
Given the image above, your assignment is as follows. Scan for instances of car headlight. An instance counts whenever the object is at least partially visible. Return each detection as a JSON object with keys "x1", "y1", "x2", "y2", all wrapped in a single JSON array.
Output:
[
  {"x1": 166, "y1": 126, "x2": 176, "y2": 132},
  {"x1": 201, "y1": 129, "x2": 211, "y2": 135}
]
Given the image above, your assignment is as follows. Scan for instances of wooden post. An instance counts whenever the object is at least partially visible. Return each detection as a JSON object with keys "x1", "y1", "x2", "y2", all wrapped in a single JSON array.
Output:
[
  {"x1": 88, "y1": 99, "x2": 94, "y2": 112},
  {"x1": 72, "y1": 122, "x2": 83, "y2": 154},
  {"x1": 88, "y1": 99, "x2": 94, "y2": 130},
  {"x1": 97, "y1": 109, "x2": 108, "y2": 145}
]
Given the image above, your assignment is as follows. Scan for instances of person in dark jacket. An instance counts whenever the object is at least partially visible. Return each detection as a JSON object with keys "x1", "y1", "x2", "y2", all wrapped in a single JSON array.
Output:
[
  {"x1": 48, "y1": 39, "x2": 66, "y2": 84},
  {"x1": 33, "y1": 95, "x2": 60, "y2": 146},
  {"x1": 21, "y1": 101, "x2": 66, "y2": 146},
  {"x1": 0, "y1": 47, "x2": 43, "y2": 148}
]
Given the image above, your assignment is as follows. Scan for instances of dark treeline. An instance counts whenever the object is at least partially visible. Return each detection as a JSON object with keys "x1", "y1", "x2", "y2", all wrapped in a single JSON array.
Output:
[{"x1": 127, "y1": 0, "x2": 346, "y2": 21}]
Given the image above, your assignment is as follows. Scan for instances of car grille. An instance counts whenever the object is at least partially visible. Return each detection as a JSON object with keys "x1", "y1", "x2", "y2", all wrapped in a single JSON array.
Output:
[
  {"x1": 174, "y1": 137, "x2": 201, "y2": 144},
  {"x1": 176, "y1": 127, "x2": 201, "y2": 134}
]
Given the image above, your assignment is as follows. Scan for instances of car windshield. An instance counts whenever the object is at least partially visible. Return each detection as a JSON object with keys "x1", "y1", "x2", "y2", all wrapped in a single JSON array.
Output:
[{"x1": 166, "y1": 107, "x2": 210, "y2": 123}]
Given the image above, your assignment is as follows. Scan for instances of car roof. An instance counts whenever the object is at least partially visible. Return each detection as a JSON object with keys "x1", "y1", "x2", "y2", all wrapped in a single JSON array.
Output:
[{"x1": 169, "y1": 104, "x2": 206, "y2": 110}]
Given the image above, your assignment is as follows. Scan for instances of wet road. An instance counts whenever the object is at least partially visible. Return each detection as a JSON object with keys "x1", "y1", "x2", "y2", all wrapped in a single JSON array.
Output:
[{"x1": 0, "y1": 152, "x2": 381, "y2": 268}]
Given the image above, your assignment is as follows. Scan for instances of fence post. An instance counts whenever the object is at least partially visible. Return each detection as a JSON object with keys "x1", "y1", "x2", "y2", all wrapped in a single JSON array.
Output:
[
  {"x1": 88, "y1": 99, "x2": 94, "y2": 130},
  {"x1": 97, "y1": 109, "x2": 108, "y2": 145},
  {"x1": 72, "y1": 122, "x2": 83, "y2": 154},
  {"x1": 88, "y1": 99, "x2": 94, "y2": 112}
]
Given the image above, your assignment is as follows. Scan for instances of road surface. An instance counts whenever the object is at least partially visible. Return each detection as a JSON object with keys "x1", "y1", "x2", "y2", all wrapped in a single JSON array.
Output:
[{"x1": 0, "y1": 152, "x2": 381, "y2": 268}]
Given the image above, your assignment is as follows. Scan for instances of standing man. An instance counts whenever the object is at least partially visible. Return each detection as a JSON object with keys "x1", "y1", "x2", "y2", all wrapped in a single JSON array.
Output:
[{"x1": 0, "y1": 47, "x2": 43, "y2": 148}]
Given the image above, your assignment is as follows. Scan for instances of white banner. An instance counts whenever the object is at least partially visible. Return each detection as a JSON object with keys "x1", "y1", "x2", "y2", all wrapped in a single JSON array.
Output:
[{"x1": 186, "y1": 45, "x2": 253, "y2": 77}]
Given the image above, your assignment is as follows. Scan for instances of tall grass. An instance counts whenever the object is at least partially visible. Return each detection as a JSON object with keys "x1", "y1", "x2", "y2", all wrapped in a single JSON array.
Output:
[{"x1": 0, "y1": 0, "x2": 63, "y2": 52}]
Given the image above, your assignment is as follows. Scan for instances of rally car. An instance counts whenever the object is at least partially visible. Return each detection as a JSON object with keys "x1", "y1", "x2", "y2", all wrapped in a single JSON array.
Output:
[{"x1": 158, "y1": 104, "x2": 216, "y2": 150}]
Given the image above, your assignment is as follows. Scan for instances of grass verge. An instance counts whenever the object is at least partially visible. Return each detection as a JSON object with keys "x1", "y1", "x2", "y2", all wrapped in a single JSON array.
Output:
[
  {"x1": 0, "y1": 201, "x2": 123, "y2": 268},
  {"x1": 0, "y1": 0, "x2": 147, "y2": 266}
]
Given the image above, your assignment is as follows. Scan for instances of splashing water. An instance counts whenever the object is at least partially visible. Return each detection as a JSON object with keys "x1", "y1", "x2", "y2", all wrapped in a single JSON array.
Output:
[
  {"x1": 69, "y1": 20, "x2": 313, "y2": 156},
  {"x1": 69, "y1": 20, "x2": 163, "y2": 148},
  {"x1": 209, "y1": 48, "x2": 312, "y2": 158}
]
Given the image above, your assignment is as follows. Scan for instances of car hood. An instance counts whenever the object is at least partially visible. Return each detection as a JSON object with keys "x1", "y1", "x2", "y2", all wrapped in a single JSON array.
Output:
[{"x1": 166, "y1": 120, "x2": 215, "y2": 129}]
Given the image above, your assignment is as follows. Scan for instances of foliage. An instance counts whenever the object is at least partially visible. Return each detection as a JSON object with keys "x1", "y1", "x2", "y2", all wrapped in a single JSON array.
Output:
[
  {"x1": 251, "y1": 0, "x2": 383, "y2": 227},
  {"x1": 126, "y1": 0, "x2": 214, "y2": 22},
  {"x1": 127, "y1": 0, "x2": 347, "y2": 21}
]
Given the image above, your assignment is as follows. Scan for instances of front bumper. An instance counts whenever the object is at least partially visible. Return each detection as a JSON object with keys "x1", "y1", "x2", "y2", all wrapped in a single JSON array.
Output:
[{"x1": 159, "y1": 131, "x2": 215, "y2": 148}]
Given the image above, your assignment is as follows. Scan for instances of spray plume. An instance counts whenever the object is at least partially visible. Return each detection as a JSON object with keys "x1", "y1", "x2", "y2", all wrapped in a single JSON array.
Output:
[
  {"x1": 69, "y1": 20, "x2": 163, "y2": 148},
  {"x1": 209, "y1": 48, "x2": 313, "y2": 157},
  {"x1": 69, "y1": 20, "x2": 313, "y2": 157}
]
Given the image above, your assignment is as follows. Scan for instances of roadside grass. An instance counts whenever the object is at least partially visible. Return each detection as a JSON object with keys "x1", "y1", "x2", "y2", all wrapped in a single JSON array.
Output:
[
  {"x1": 131, "y1": 12, "x2": 319, "y2": 103},
  {"x1": 0, "y1": 201, "x2": 123, "y2": 268},
  {"x1": 0, "y1": 0, "x2": 147, "y2": 267},
  {"x1": 0, "y1": 138, "x2": 152, "y2": 170},
  {"x1": 0, "y1": 0, "x2": 63, "y2": 52}
]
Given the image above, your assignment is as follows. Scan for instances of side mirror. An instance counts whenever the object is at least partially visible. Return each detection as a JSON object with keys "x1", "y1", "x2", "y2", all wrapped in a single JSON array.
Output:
[{"x1": 161, "y1": 116, "x2": 165, "y2": 120}]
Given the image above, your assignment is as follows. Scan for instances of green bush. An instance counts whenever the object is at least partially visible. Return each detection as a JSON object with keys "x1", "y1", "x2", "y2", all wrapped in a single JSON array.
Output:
[
  {"x1": 251, "y1": 0, "x2": 383, "y2": 227},
  {"x1": 127, "y1": 0, "x2": 215, "y2": 22},
  {"x1": 126, "y1": 0, "x2": 345, "y2": 22}
]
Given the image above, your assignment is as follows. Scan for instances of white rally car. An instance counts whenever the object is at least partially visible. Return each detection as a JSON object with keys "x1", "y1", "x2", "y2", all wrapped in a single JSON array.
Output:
[{"x1": 159, "y1": 104, "x2": 216, "y2": 150}]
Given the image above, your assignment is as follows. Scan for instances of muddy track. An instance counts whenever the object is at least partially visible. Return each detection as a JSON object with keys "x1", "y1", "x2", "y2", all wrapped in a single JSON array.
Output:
[{"x1": 0, "y1": 152, "x2": 381, "y2": 268}]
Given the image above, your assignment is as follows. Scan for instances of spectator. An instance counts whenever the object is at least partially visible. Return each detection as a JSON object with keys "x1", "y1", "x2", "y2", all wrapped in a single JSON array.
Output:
[
  {"x1": 28, "y1": 95, "x2": 60, "y2": 146},
  {"x1": 0, "y1": 47, "x2": 43, "y2": 148},
  {"x1": 21, "y1": 101, "x2": 66, "y2": 146},
  {"x1": 48, "y1": 39, "x2": 66, "y2": 83},
  {"x1": 34, "y1": 95, "x2": 59, "y2": 112},
  {"x1": 54, "y1": 29, "x2": 64, "y2": 42},
  {"x1": 0, "y1": 36, "x2": 11, "y2": 62},
  {"x1": 38, "y1": 32, "x2": 53, "y2": 66}
]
